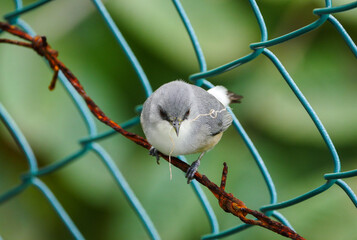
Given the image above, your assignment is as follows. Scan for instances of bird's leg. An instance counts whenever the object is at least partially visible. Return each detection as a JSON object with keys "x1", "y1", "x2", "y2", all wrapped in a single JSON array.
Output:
[
  {"x1": 149, "y1": 147, "x2": 160, "y2": 164},
  {"x1": 185, "y1": 152, "x2": 205, "y2": 184}
]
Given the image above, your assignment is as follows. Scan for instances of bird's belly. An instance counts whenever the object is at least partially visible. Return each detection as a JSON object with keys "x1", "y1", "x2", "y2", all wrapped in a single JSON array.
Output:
[
  {"x1": 147, "y1": 121, "x2": 210, "y2": 156},
  {"x1": 195, "y1": 132, "x2": 223, "y2": 153}
]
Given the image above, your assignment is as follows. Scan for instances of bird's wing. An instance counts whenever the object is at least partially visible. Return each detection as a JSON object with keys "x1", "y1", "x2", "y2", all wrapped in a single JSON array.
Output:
[
  {"x1": 220, "y1": 109, "x2": 233, "y2": 133},
  {"x1": 191, "y1": 85, "x2": 233, "y2": 136}
]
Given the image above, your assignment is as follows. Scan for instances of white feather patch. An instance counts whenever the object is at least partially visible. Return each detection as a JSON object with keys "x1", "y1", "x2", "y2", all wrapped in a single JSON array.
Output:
[{"x1": 207, "y1": 86, "x2": 230, "y2": 107}]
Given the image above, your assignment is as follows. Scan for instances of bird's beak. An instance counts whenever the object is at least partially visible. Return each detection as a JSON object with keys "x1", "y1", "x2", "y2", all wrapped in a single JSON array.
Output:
[{"x1": 171, "y1": 119, "x2": 180, "y2": 136}]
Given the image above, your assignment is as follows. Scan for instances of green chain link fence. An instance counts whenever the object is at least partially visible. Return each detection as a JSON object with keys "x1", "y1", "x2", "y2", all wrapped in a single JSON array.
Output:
[{"x1": 0, "y1": 0, "x2": 356, "y2": 239}]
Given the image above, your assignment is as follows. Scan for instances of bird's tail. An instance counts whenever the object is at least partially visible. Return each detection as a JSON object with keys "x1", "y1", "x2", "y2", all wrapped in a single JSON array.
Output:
[
  {"x1": 227, "y1": 90, "x2": 243, "y2": 104},
  {"x1": 207, "y1": 85, "x2": 243, "y2": 106}
]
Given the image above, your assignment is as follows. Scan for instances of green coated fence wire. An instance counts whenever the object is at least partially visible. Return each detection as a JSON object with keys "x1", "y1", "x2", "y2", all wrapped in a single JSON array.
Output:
[{"x1": 1, "y1": 0, "x2": 357, "y2": 239}]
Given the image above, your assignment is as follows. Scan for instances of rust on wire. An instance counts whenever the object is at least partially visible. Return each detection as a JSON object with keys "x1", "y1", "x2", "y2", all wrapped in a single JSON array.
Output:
[{"x1": 0, "y1": 21, "x2": 305, "y2": 240}]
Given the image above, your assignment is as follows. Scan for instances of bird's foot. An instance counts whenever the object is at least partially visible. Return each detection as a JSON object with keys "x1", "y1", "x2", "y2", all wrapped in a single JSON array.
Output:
[
  {"x1": 185, "y1": 159, "x2": 200, "y2": 184},
  {"x1": 149, "y1": 147, "x2": 160, "y2": 164}
]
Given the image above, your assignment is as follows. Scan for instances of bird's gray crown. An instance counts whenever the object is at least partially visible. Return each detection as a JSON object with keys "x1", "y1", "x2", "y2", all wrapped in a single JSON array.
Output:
[{"x1": 152, "y1": 81, "x2": 193, "y2": 121}]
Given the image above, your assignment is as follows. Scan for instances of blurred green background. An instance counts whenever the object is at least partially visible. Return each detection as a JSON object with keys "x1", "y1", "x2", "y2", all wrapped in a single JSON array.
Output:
[{"x1": 0, "y1": 0, "x2": 356, "y2": 239}]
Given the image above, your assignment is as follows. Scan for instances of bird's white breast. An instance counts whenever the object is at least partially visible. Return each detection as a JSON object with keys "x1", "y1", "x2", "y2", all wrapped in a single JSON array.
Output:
[{"x1": 146, "y1": 120, "x2": 197, "y2": 156}]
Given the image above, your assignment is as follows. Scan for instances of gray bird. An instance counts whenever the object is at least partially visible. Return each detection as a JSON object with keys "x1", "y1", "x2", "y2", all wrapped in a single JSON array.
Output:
[{"x1": 140, "y1": 80, "x2": 242, "y2": 183}]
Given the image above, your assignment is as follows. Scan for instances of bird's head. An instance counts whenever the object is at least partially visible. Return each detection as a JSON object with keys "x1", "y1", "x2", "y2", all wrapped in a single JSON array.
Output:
[
  {"x1": 148, "y1": 80, "x2": 194, "y2": 136},
  {"x1": 157, "y1": 104, "x2": 191, "y2": 136}
]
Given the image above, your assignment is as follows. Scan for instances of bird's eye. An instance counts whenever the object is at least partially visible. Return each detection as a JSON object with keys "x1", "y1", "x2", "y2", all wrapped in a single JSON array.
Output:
[
  {"x1": 184, "y1": 109, "x2": 190, "y2": 120},
  {"x1": 159, "y1": 107, "x2": 169, "y2": 121}
]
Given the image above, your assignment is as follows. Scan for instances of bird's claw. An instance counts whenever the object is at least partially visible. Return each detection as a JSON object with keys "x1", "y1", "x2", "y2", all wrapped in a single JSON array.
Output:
[
  {"x1": 185, "y1": 160, "x2": 200, "y2": 184},
  {"x1": 149, "y1": 147, "x2": 160, "y2": 164}
]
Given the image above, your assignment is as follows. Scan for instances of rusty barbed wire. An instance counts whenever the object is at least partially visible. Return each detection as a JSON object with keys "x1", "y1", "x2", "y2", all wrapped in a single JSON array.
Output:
[{"x1": 0, "y1": 21, "x2": 305, "y2": 240}]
